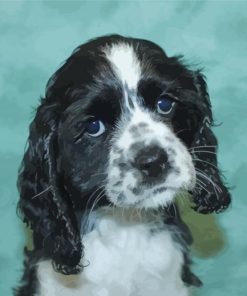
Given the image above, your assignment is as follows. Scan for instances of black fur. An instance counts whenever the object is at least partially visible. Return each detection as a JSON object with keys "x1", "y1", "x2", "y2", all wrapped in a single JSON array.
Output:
[{"x1": 16, "y1": 34, "x2": 230, "y2": 294}]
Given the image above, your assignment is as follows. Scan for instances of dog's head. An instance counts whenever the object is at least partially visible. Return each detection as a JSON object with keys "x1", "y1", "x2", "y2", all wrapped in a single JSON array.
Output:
[{"x1": 18, "y1": 35, "x2": 231, "y2": 274}]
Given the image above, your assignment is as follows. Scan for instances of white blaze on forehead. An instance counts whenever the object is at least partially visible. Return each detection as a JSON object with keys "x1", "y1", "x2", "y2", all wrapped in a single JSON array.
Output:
[{"x1": 104, "y1": 43, "x2": 141, "y2": 90}]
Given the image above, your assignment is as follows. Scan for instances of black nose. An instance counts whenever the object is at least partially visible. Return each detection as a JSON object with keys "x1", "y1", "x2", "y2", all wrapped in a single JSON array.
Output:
[{"x1": 133, "y1": 146, "x2": 168, "y2": 180}]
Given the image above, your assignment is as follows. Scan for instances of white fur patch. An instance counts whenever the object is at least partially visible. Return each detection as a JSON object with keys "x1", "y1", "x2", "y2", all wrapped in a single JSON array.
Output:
[
  {"x1": 104, "y1": 43, "x2": 141, "y2": 91},
  {"x1": 36, "y1": 208, "x2": 188, "y2": 296}
]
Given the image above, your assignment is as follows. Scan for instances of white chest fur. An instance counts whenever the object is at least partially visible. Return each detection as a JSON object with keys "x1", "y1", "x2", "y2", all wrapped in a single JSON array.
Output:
[{"x1": 37, "y1": 208, "x2": 189, "y2": 296}]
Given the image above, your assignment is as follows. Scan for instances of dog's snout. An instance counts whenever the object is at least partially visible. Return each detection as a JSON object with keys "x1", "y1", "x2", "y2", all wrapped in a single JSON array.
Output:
[{"x1": 133, "y1": 146, "x2": 168, "y2": 179}]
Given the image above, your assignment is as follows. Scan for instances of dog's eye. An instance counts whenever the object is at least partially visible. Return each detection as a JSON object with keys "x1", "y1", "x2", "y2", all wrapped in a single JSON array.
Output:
[
  {"x1": 157, "y1": 96, "x2": 176, "y2": 115},
  {"x1": 86, "y1": 118, "x2": 105, "y2": 137}
]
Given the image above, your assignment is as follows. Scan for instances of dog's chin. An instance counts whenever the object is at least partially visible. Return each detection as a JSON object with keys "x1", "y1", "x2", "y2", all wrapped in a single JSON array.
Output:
[
  {"x1": 106, "y1": 172, "x2": 196, "y2": 210},
  {"x1": 106, "y1": 186, "x2": 183, "y2": 210},
  {"x1": 105, "y1": 157, "x2": 196, "y2": 209}
]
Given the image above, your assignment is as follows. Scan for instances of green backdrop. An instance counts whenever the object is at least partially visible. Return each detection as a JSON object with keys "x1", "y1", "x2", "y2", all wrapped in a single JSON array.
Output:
[{"x1": 0, "y1": 1, "x2": 246, "y2": 295}]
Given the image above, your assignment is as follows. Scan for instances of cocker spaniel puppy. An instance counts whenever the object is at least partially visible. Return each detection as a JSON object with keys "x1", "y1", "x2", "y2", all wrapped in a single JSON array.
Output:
[{"x1": 15, "y1": 35, "x2": 231, "y2": 296}]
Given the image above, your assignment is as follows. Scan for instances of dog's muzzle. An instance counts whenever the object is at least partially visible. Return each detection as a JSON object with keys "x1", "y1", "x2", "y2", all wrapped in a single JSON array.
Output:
[{"x1": 132, "y1": 145, "x2": 169, "y2": 183}]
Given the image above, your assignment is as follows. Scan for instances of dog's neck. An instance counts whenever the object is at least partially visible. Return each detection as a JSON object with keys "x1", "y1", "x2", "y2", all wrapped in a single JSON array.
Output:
[
  {"x1": 37, "y1": 203, "x2": 190, "y2": 296},
  {"x1": 80, "y1": 205, "x2": 175, "y2": 235}
]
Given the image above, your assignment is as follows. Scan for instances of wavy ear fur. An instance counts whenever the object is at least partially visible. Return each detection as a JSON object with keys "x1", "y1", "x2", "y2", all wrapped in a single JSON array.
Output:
[
  {"x1": 17, "y1": 100, "x2": 82, "y2": 274},
  {"x1": 190, "y1": 73, "x2": 231, "y2": 214}
]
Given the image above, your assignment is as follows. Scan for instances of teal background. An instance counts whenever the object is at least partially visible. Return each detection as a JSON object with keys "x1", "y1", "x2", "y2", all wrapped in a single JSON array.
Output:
[{"x1": 0, "y1": 0, "x2": 246, "y2": 295}]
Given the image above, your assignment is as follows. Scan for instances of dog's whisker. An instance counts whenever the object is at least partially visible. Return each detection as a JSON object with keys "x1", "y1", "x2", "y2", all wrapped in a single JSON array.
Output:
[
  {"x1": 178, "y1": 192, "x2": 187, "y2": 207},
  {"x1": 85, "y1": 189, "x2": 106, "y2": 228},
  {"x1": 175, "y1": 128, "x2": 192, "y2": 135},
  {"x1": 85, "y1": 185, "x2": 105, "y2": 210},
  {"x1": 196, "y1": 177, "x2": 208, "y2": 188},
  {"x1": 31, "y1": 185, "x2": 53, "y2": 200},
  {"x1": 196, "y1": 172, "x2": 221, "y2": 199},
  {"x1": 196, "y1": 170, "x2": 222, "y2": 194},
  {"x1": 188, "y1": 145, "x2": 217, "y2": 151},
  {"x1": 167, "y1": 201, "x2": 172, "y2": 213},
  {"x1": 196, "y1": 180, "x2": 210, "y2": 194},
  {"x1": 89, "y1": 190, "x2": 105, "y2": 214},
  {"x1": 90, "y1": 172, "x2": 107, "y2": 177},
  {"x1": 192, "y1": 158, "x2": 218, "y2": 170},
  {"x1": 172, "y1": 203, "x2": 177, "y2": 218},
  {"x1": 190, "y1": 150, "x2": 217, "y2": 155}
]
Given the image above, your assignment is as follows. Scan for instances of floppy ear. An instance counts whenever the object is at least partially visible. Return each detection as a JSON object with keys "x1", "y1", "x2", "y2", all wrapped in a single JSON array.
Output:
[
  {"x1": 17, "y1": 99, "x2": 83, "y2": 274},
  {"x1": 190, "y1": 73, "x2": 231, "y2": 214}
]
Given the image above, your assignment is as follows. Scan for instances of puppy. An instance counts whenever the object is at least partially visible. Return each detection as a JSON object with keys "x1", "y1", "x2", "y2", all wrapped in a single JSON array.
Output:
[{"x1": 15, "y1": 35, "x2": 231, "y2": 296}]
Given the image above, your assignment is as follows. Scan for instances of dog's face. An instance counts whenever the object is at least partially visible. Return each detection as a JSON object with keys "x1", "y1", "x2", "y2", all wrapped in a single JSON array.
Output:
[
  {"x1": 18, "y1": 35, "x2": 231, "y2": 274},
  {"x1": 50, "y1": 35, "x2": 228, "y2": 211},
  {"x1": 56, "y1": 41, "x2": 197, "y2": 210}
]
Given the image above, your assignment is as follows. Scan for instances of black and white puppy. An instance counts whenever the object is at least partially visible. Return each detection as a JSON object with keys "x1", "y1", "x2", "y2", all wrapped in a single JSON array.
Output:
[{"x1": 16, "y1": 35, "x2": 231, "y2": 296}]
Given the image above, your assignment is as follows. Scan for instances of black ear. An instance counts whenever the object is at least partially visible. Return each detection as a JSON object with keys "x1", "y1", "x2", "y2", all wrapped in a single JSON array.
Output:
[
  {"x1": 190, "y1": 73, "x2": 231, "y2": 214},
  {"x1": 17, "y1": 100, "x2": 82, "y2": 274}
]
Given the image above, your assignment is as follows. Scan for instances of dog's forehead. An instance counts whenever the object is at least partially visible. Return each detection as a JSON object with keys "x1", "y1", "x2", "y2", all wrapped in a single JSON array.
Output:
[{"x1": 103, "y1": 42, "x2": 141, "y2": 92}]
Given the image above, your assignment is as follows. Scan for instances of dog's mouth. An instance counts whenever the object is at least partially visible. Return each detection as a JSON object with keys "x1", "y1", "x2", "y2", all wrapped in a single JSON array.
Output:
[
  {"x1": 105, "y1": 165, "x2": 194, "y2": 209},
  {"x1": 105, "y1": 150, "x2": 196, "y2": 209},
  {"x1": 114, "y1": 185, "x2": 179, "y2": 206}
]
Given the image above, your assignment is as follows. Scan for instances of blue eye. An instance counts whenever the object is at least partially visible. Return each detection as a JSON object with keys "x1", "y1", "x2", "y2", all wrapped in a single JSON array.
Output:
[
  {"x1": 157, "y1": 97, "x2": 175, "y2": 114},
  {"x1": 86, "y1": 119, "x2": 105, "y2": 137}
]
